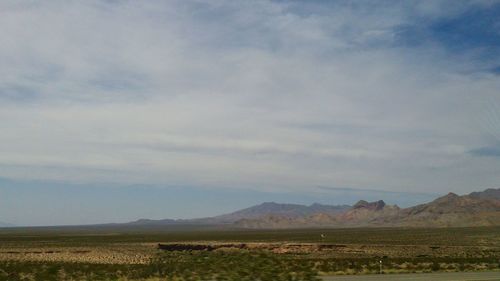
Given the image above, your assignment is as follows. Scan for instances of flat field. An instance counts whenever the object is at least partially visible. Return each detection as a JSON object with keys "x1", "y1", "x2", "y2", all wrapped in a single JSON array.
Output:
[{"x1": 0, "y1": 226, "x2": 499, "y2": 280}]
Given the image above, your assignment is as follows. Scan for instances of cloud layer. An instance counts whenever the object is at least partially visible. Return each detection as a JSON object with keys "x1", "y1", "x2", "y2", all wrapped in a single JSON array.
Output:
[{"x1": 1, "y1": 0, "x2": 500, "y2": 195}]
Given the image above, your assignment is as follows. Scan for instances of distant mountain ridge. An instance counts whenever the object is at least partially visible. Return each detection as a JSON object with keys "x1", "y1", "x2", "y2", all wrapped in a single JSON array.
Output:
[
  {"x1": 395, "y1": 191, "x2": 500, "y2": 227},
  {"x1": 128, "y1": 188, "x2": 500, "y2": 229},
  {"x1": 0, "y1": 222, "x2": 15, "y2": 228},
  {"x1": 128, "y1": 202, "x2": 350, "y2": 225},
  {"x1": 236, "y1": 189, "x2": 500, "y2": 228},
  {"x1": 469, "y1": 188, "x2": 500, "y2": 200},
  {"x1": 205, "y1": 202, "x2": 351, "y2": 223}
]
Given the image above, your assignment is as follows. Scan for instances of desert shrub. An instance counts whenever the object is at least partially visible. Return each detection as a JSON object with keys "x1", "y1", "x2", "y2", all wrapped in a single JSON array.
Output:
[
  {"x1": 431, "y1": 262, "x2": 441, "y2": 271},
  {"x1": 151, "y1": 250, "x2": 320, "y2": 281},
  {"x1": 1, "y1": 244, "x2": 499, "y2": 280}
]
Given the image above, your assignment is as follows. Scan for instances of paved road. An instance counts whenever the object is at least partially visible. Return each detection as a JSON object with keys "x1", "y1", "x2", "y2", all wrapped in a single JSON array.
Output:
[{"x1": 322, "y1": 271, "x2": 500, "y2": 281}]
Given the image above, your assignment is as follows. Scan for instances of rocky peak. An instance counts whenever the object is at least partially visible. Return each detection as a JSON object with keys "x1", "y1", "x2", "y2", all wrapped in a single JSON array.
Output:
[
  {"x1": 469, "y1": 188, "x2": 500, "y2": 200},
  {"x1": 260, "y1": 202, "x2": 279, "y2": 207},
  {"x1": 353, "y1": 200, "x2": 386, "y2": 211},
  {"x1": 445, "y1": 192, "x2": 459, "y2": 198},
  {"x1": 434, "y1": 192, "x2": 460, "y2": 204}
]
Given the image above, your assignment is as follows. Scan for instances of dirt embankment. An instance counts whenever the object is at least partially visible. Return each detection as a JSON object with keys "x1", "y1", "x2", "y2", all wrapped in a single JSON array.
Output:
[
  {"x1": 157, "y1": 242, "x2": 500, "y2": 259},
  {"x1": 0, "y1": 244, "x2": 154, "y2": 264}
]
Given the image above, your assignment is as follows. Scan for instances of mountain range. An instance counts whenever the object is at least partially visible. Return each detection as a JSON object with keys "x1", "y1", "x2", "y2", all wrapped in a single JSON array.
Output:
[
  {"x1": 129, "y1": 188, "x2": 500, "y2": 229},
  {"x1": 0, "y1": 222, "x2": 15, "y2": 228}
]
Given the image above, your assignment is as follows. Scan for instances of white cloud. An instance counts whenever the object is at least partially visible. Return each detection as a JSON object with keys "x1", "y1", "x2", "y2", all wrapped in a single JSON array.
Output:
[{"x1": 0, "y1": 0, "x2": 499, "y2": 194}]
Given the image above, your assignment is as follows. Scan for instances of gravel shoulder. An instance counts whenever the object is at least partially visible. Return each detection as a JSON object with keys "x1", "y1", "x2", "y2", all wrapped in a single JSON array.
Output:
[{"x1": 322, "y1": 271, "x2": 500, "y2": 281}]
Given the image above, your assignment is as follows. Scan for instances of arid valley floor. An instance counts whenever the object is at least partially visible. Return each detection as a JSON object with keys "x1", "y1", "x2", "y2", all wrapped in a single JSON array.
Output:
[{"x1": 0, "y1": 226, "x2": 499, "y2": 280}]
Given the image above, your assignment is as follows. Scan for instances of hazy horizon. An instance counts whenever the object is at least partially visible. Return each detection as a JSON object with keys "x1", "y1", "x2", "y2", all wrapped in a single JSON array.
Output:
[
  {"x1": 1, "y1": 177, "x2": 445, "y2": 226},
  {"x1": 1, "y1": 0, "x2": 500, "y2": 226}
]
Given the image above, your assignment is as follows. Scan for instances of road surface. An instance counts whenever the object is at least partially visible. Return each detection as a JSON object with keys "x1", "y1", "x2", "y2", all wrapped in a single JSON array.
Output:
[{"x1": 322, "y1": 271, "x2": 500, "y2": 281}]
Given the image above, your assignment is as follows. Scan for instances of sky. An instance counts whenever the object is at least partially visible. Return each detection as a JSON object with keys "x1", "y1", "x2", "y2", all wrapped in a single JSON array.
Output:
[{"x1": 1, "y1": 0, "x2": 500, "y2": 226}]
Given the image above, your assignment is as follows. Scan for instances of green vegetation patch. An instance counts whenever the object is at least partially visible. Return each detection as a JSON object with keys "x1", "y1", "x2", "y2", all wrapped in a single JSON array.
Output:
[{"x1": 0, "y1": 250, "x2": 321, "y2": 281}]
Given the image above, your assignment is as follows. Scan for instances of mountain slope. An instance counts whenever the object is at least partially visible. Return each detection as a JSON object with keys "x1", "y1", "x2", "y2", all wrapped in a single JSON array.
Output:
[
  {"x1": 205, "y1": 202, "x2": 350, "y2": 224},
  {"x1": 126, "y1": 188, "x2": 500, "y2": 229},
  {"x1": 128, "y1": 202, "x2": 350, "y2": 226},
  {"x1": 236, "y1": 200, "x2": 401, "y2": 228},
  {"x1": 126, "y1": 218, "x2": 185, "y2": 226},
  {"x1": 235, "y1": 189, "x2": 500, "y2": 229},
  {"x1": 469, "y1": 188, "x2": 500, "y2": 200},
  {"x1": 336, "y1": 200, "x2": 400, "y2": 226},
  {"x1": 396, "y1": 192, "x2": 500, "y2": 227}
]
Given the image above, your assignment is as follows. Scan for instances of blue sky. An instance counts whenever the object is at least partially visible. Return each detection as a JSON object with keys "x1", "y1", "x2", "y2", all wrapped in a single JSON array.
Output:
[{"x1": 0, "y1": 0, "x2": 499, "y2": 226}]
